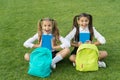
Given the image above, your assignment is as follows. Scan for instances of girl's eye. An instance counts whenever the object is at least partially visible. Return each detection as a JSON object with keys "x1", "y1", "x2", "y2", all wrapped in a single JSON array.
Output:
[
  {"x1": 85, "y1": 20, "x2": 88, "y2": 22},
  {"x1": 81, "y1": 20, "x2": 84, "y2": 22},
  {"x1": 44, "y1": 25, "x2": 46, "y2": 27}
]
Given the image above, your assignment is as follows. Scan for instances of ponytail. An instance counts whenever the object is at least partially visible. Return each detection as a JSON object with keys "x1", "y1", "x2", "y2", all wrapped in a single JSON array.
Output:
[
  {"x1": 72, "y1": 15, "x2": 79, "y2": 41},
  {"x1": 88, "y1": 14, "x2": 94, "y2": 41},
  {"x1": 38, "y1": 20, "x2": 42, "y2": 44},
  {"x1": 52, "y1": 19, "x2": 59, "y2": 41}
]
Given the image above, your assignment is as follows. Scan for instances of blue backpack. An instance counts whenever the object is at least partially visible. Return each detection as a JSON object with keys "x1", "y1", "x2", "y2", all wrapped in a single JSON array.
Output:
[{"x1": 28, "y1": 47, "x2": 52, "y2": 78}]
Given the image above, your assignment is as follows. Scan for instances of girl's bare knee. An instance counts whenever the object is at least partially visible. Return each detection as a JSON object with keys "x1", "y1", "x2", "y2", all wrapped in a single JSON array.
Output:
[
  {"x1": 64, "y1": 48, "x2": 70, "y2": 53},
  {"x1": 99, "y1": 51, "x2": 108, "y2": 60},
  {"x1": 102, "y1": 51, "x2": 108, "y2": 57},
  {"x1": 56, "y1": 48, "x2": 70, "y2": 57},
  {"x1": 69, "y1": 55, "x2": 76, "y2": 62},
  {"x1": 62, "y1": 48, "x2": 70, "y2": 55},
  {"x1": 24, "y1": 53, "x2": 30, "y2": 61}
]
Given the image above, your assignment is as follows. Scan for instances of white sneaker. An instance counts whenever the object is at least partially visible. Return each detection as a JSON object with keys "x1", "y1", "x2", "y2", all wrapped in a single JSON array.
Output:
[
  {"x1": 73, "y1": 62, "x2": 76, "y2": 67},
  {"x1": 98, "y1": 61, "x2": 106, "y2": 68},
  {"x1": 51, "y1": 64, "x2": 56, "y2": 69}
]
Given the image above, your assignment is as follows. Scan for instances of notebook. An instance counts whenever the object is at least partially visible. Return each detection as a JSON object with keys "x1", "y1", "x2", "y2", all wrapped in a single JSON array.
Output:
[
  {"x1": 41, "y1": 34, "x2": 53, "y2": 50},
  {"x1": 79, "y1": 33, "x2": 90, "y2": 43}
]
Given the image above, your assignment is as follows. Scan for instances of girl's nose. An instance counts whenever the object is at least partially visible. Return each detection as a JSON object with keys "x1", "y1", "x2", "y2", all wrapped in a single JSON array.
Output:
[
  {"x1": 46, "y1": 26, "x2": 49, "y2": 29},
  {"x1": 83, "y1": 21, "x2": 86, "y2": 24}
]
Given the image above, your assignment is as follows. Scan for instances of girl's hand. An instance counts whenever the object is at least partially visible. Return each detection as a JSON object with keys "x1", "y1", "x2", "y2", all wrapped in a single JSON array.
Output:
[
  {"x1": 52, "y1": 45, "x2": 61, "y2": 50},
  {"x1": 52, "y1": 46, "x2": 56, "y2": 50},
  {"x1": 33, "y1": 44, "x2": 40, "y2": 48},
  {"x1": 78, "y1": 42, "x2": 82, "y2": 46},
  {"x1": 86, "y1": 40, "x2": 92, "y2": 44},
  {"x1": 71, "y1": 41, "x2": 82, "y2": 47}
]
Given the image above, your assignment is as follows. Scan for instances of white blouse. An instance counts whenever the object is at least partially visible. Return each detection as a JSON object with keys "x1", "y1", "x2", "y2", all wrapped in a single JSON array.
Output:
[
  {"x1": 65, "y1": 27, "x2": 106, "y2": 44},
  {"x1": 23, "y1": 33, "x2": 70, "y2": 48}
]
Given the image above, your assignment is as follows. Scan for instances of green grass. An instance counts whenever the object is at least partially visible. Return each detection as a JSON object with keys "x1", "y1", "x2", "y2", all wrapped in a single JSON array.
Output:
[{"x1": 0, "y1": 0, "x2": 120, "y2": 80}]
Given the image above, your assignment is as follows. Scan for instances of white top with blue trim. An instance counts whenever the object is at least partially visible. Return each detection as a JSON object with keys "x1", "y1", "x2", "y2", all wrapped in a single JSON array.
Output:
[
  {"x1": 65, "y1": 27, "x2": 106, "y2": 44},
  {"x1": 23, "y1": 33, "x2": 70, "y2": 48}
]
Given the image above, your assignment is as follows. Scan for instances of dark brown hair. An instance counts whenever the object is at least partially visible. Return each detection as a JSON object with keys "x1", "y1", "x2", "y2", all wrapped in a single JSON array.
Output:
[{"x1": 72, "y1": 13, "x2": 94, "y2": 41}]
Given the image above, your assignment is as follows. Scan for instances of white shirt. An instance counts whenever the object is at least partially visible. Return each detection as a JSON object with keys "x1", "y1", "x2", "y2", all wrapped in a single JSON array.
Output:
[
  {"x1": 23, "y1": 33, "x2": 70, "y2": 48},
  {"x1": 65, "y1": 27, "x2": 106, "y2": 44}
]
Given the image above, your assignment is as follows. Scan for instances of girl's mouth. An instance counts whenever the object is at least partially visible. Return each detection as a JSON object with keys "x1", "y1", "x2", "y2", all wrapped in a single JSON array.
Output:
[{"x1": 45, "y1": 30, "x2": 51, "y2": 33}]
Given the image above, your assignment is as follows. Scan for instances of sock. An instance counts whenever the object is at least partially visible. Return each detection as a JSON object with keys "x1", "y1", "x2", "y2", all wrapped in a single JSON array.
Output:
[{"x1": 52, "y1": 54, "x2": 63, "y2": 65}]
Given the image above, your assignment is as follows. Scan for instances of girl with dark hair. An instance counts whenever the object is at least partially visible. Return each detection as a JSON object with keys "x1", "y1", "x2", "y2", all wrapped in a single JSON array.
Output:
[{"x1": 65, "y1": 13, "x2": 108, "y2": 68}]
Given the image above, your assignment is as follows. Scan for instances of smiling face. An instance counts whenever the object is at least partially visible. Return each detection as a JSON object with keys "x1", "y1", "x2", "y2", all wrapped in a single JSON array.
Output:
[
  {"x1": 41, "y1": 20, "x2": 53, "y2": 34},
  {"x1": 77, "y1": 16, "x2": 89, "y2": 28}
]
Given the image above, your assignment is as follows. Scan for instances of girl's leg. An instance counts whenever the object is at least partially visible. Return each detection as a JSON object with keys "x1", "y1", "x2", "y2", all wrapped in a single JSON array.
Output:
[
  {"x1": 51, "y1": 48, "x2": 70, "y2": 69},
  {"x1": 69, "y1": 54, "x2": 76, "y2": 63},
  {"x1": 98, "y1": 51, "x2": 108, "y2": 68},
  {"x1": 56, "y1": 48, "x2": 70, "y2": 58},
  {"x1": 99, "y1": 51, "x2": 108, "y2": 60},
  {"x1": 69, "y1": 54, "x2": 76, "y2": 66},
  {"x1": 69, "y1": 47, "x2": 78, "y2": 66},
  {"x1": 24, "y1": 53, "x2": 30, "y2": 61}
]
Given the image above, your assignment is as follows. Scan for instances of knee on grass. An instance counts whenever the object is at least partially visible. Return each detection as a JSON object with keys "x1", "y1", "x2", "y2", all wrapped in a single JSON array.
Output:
[{"x1": 24, "y1": 53, "x2": 30, "y2": 61}]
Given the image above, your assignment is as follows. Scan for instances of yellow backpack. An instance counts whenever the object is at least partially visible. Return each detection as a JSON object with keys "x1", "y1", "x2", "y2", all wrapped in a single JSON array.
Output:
[{"x1": 75, "y1": 44, "x2": 99, "y2": 71}]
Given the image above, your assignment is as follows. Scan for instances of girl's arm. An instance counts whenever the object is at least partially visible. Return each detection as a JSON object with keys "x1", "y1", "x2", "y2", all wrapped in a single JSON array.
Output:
[
  {"x1": 52, "y1": 38, "x2": 61, "y2": 50},
  {"x1": 71, "y1": 42, "x2": 82, "y2": 47},
  {"x1": 93, "y1": 27, "x2": 106, "y2": 45},
  {"x1": 33, "y1": 43, "x2": 41, "y2": 48},
  {"x1": 64, "y1": 27, "x2": 77, "y2": 47},
  {"x1": 23, "y1": 33, "x2": 41, "y2": 48},
  {"x1": 93, "y1": 41, "x2": 101, "y2": 46},
  {"x1": 65, "y1": 27, "x2": 76, "y2": 41},
  {"x1": 59, "y1": 36, "x2": 70, "y2": 48},
  {"x1": 52, "y1": 36, "x2": 71, "y2": 50}
]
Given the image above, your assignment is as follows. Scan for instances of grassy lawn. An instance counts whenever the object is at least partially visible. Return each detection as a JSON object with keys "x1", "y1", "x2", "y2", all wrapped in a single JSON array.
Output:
[{"x1": 0, "y1": 0, "x2": 120, "y2": 80}]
